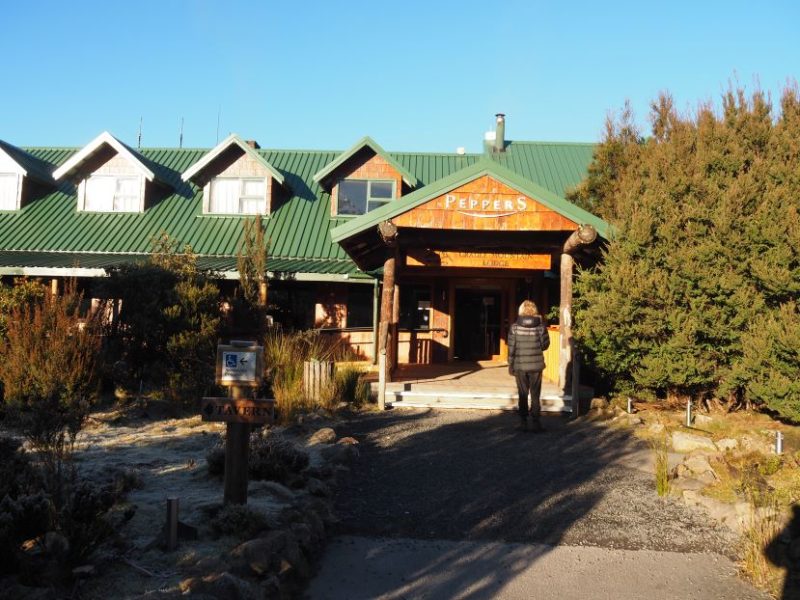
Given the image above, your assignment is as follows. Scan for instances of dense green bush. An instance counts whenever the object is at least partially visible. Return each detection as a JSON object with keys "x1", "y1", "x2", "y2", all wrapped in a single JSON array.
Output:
[
  {"x1": 571, "y1": 86, "x2": 800, "y2": 416},
  {"x1": 100, "y1": 235, "x2": 221, "y2": 403}
]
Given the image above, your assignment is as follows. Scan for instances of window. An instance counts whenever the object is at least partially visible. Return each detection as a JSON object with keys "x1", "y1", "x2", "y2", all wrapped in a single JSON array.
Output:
[
  {"x1": 0, "y1": 173, "x2": 19, "y2": 210},
  {"x1": 209, "y1": 177, "x2": 266, "y2": 214},
  {"x1": 84, "y1": 175, "x2": 141, "y2": 212},
  {"x1": 337, "y1": 179, "x2": 394, "y2": 216},
  {"x1": 346, "y1": 286, "x2": 374, "y2": 328},
  {"x1": 399, "y1": 285, "x2": 431, "y2": 330}
]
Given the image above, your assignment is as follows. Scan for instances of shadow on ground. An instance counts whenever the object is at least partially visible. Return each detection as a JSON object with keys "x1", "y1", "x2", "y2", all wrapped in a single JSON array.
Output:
[{"x1": 321, "y1": 409, "x2": 741, "y2": 598}]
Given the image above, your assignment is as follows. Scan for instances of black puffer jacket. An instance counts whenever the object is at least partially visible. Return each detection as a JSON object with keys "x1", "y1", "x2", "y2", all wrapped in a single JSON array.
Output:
[{"x1": 508, "y1": 316, "x2": 550, "y2": 373}]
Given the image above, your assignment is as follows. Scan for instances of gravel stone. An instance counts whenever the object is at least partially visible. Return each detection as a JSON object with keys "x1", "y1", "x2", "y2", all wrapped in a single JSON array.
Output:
[{"x1": 330, "y1": 409, "x2": 738, "y2": 556}]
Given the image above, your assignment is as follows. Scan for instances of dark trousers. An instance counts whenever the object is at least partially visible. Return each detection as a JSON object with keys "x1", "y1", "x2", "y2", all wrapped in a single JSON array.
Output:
[{"x1": 515, "y1": 370, "x2": 543, "y2": 421}]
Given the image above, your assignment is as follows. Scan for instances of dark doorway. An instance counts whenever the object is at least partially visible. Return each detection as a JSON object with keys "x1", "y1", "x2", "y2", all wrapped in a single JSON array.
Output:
[{"x1": 454, "y1": 289, "x2": 502, "y2": 360}]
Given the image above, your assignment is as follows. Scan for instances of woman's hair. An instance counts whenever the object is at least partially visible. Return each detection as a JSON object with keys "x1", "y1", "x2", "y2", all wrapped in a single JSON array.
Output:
[{"x1": 518, "y1": 300, "x2": 539, "y2": 317}]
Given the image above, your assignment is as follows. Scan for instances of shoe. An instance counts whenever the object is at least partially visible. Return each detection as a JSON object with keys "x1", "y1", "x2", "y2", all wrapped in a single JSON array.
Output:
[
  {"x1": 516, "y1": 418, "x2": 529, "y2": 432},
  {"x1": 529, "y1": 419, "x2": 545, "y2": 433}
]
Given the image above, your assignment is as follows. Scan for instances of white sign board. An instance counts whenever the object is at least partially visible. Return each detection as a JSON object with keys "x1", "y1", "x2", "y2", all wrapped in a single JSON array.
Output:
[{"x1": 216, "y1": 344, "x2": 263, "y2": 386}]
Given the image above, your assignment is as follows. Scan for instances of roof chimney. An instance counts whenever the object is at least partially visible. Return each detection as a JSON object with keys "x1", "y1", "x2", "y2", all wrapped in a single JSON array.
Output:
[
  {"x1": 245, "y1": 140, "x2": 260, "y2": 149},
  {"x1": 494, "y1": 113, "x2": 505, "y2": 152}
]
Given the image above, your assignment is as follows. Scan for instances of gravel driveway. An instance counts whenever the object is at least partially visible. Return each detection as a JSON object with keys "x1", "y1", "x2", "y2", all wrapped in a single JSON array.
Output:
[{"x1": 330, "y1": 408, "x2": 737, "y2": 555}]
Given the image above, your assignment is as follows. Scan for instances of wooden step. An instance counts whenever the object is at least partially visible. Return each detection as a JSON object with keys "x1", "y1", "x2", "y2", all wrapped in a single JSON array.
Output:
[{"x1": 386, "y1": 389, "x2": 572, "y2": 413}]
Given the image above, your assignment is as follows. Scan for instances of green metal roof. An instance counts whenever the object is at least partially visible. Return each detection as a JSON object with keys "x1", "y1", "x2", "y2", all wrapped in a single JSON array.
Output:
[
  {"x1": 312, "y1": 136, "x2": 420, "y2": 188},
  {"x1": 330, "y1": 157, "x2": 610, "y2": 243},
  {"x1": 0, "y1": 139, "x2": 56, "y2": 184},
  {"x1": 0, "y1": 140, "x2": 598, "y2": 278}
]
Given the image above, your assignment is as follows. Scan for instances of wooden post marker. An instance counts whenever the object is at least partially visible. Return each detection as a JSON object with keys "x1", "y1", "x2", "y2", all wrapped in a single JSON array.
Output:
[{"x1": 204, "y1": 342, "x2": 269, "y2": 505}]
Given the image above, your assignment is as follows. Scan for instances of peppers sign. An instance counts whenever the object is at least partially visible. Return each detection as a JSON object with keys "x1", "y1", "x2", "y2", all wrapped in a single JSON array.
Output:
[{"x1": 216, "y1": 344, "x2": 264, "y2": 387}]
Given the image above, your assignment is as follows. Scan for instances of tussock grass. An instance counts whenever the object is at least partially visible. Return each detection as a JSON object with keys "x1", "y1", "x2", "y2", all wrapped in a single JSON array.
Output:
[
  {"x1": 740, "y1": 491, "x2": 785, "y2": 598},
  {"x1": 652, "y1": 436, "x2": 670, "y2": 497}
]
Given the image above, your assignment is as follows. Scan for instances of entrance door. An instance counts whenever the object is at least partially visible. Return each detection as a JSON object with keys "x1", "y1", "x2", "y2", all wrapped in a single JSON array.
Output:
[{"x1": 453, "y1": 289, "x2": 502, "y2": 360}]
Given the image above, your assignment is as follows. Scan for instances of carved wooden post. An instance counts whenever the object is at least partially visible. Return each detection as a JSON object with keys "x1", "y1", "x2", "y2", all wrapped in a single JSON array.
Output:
[
  {"x1": 391, "y1": 282, "x2": 400, "y2": 373},
  {"x1": 377, "y1": 221, "x2": 398, "y2": 409},
  {"x1": 559, "y1": 225, "x2": 598, "y2": 407},
  {"x1": 223, "y1": 384, "x2": 250, "y2": 504}
]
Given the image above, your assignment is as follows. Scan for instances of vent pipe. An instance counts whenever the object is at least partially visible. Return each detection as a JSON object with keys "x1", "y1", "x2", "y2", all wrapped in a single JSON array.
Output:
[
  {"x1": 494, "y1": 113, "x2": 506, "y2": 152},
  {"x1": 245, "y1": 140, "x2": 260, "y2": 149}
]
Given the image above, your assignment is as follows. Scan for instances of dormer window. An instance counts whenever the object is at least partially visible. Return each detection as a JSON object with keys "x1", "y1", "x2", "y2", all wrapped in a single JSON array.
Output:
[
  {"x1": 337, "y1": 179, "x2": 394, "y2": 216},
  {"x1": 0, "y1": 173, "x2": 20, "y2": 210},
  {"x1": 84, "y1": 175, "x2": 142, "y2": 212},
  {"x1": 209, "y1": 177, "x2": 267, "y2": 214}
]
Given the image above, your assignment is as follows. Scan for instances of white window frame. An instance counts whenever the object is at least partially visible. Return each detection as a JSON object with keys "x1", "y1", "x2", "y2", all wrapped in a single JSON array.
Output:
[
  {"x1": 336, "y1": 179, "x2": 395, "y2": 216},
  {"x1": 0, "y1": 172, "x2": 21, "y2": 211},
  {"x1": 205, "y1": 176, "x2": 268, "y2": 215},
  {"x1": 79, "y1": 174, "x2": 144, "y2": 213}
]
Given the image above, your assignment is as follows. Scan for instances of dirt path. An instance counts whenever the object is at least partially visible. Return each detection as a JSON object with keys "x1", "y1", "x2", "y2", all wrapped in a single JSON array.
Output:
[{"x1": 307, "y1": 409, "x2": 769, "y2": 599}]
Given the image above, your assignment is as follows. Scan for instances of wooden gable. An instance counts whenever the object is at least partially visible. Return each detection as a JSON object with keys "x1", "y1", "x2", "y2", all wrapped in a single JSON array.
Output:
[{"x1": 392, "y1": 175, "x2": 578, "y2": 231}]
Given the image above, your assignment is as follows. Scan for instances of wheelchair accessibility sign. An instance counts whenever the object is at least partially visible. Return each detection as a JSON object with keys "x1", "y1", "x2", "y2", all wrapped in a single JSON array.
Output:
[{"x1": 216, "y1": 344, "x2": 264, "y2": 386}]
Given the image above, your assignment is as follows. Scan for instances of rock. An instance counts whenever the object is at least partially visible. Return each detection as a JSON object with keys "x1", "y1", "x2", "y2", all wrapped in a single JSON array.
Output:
[
  {"x1": 308, "y1": 427, "x2": 337, "y2": 445},
  {"x1": 693, "y1": 414, "x2": 713, "y2": 427},
  {"x1": 320, "y1": 443, "x2": 359, "y2": 464},
  {"x1": 306, "y1": 477, "x2": 331, "y2": 497},
  {"x1": 72, "y1": 565, "x2": 95, "y2": 579},
  {"x1": 261, "y1": 575, "x2": 281, "y2": 598},
  {"x1": 185, "y1": 555, "x2": 230, "y2": 577},
  {"x1": 259, "y1": 481, "x2": 297, "y2": 503},
  {"x1": 337, "y1": 436, "x2": 359, "y2": 445},
  {"x1": 590, "y1": 398, "x2": 609, "y2": 410},
  {"x1": 230, "y1": 531, "x2": 287, "y2": 575},
  {"x1": 180, "y1": 572, "x2": 262, "y2": 600},
  {"x1": 741, "y1": 435, "x2": 772, "y2": 455},
  {"x1": 0, "y1": 584, "x2": 57, "y2": 600},
  {"x1": 648, "y1": 422, "x2": 666, "y2": 434},
  {"x1": 625, "y1": 415, "x2": 644, "y2": 426},
  {"x1": 282, "y1": 535, "x2": 311, "y2": 579},
  {"x1": 43, "y1": 531, "x2": 69, "y2": 558},
  {"x1": 671, "y1": 431, "x2": 717, "y2": 453},
  {"x1": 683, "y1": 454, "x2": 716, "y2": 477},
  {"x1": 715, "y1": 438, "x2": 738, "y2": 452},
  {"x1": 671, "y1": 476, "x2": 707, "y2": 492}
]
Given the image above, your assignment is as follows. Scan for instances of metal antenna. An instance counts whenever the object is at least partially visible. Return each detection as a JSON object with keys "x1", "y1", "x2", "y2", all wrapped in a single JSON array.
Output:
[
  {"x1": 137, "y1": 116, "x2": 143, "y2": 149},
  {"x1": 179, "y1": 117, "x2": 184, "y2": 149},
  {"x1": 216, "y1": 105, "x2": 221, "y2": 144}
]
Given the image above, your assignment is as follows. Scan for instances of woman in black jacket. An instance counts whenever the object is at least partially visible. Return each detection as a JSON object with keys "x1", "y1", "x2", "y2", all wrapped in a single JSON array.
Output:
[{"x1": 508, "y1": 300, "x2": 550, "y2": 432}]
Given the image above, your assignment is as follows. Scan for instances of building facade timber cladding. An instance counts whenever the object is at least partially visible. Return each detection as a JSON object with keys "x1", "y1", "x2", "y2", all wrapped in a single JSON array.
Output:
[{"x1": 0, "y1": 129, "x2": 604, "y2": 366}]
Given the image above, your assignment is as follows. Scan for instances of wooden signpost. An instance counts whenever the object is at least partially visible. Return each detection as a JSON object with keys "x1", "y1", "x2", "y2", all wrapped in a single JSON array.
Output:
[{"x1": 202, "y1": 341, "x2": 267, "y2": 505}]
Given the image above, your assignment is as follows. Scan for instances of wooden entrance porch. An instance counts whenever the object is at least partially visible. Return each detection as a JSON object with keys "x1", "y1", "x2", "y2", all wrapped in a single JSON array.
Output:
[{"x1": 366, "y1": 360, "x2": 592, "y2": 413}]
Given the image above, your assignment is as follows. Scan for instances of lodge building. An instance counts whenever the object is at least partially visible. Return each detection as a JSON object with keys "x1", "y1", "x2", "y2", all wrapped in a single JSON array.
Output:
[{"x1": 0, "y1": 115, "x2": 609, "y2": 405}]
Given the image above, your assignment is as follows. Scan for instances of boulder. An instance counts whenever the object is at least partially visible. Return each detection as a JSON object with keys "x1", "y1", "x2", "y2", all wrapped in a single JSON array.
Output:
[
  {"x1": 715, "y1": 438, "x2": 738, "y2": 452},
  {"x1": 308, "y1": 428, "x2": 337, "y2": 445},
  {"x1": 306, "y1": 477, "x2": 331, "y2": 498},
  {"x1": 693, "y1": 414, "x2": 713, "y2": 427},
  {"x1": 590, "y1": 398, "x2": 609, "y2": 410},
  {"x1": 741, "y1": 435, "x2": 773, "y2": 455},
  {"x1": 683, "y1": 454, "x2": 716, "y2": 477},
  {"x1": 259, "y1": 481, "x2": 297, "y2": 503},
  {"x1": 671, "y1": 431, "x2": 717, "y2": 453},
  {"x1": 180, "y1": 572, "x2": 262, "y2": 600},
  {"x1": 648, "y1": 422, "x2": 666, "y2": 434},
  {"x1": 337, "y1": 436, "x2": 359, "y2": 445},
  {"x1": 320, "y1": 443, "x2": 359, "y2": 464},
  {"x1": 625, "y1": 415, "x2": 644, "y2": 426},
  {"x1": 230, "y1": 531, "x2": 287, "y2": 575}
]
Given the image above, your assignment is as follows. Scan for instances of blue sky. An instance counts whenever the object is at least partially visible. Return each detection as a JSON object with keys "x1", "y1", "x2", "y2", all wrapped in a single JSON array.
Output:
[{"x1": 2, "y1": 1, "x2": 798, "y2": 152}]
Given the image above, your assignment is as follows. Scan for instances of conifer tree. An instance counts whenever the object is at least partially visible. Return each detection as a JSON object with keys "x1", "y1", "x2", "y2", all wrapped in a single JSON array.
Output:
[{"x1": 573, "y1": 85, "x2": 800, "y2": 417}]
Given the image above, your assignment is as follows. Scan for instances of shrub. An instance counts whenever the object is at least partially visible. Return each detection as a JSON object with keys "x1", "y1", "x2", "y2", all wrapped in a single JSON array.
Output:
[
  {"x1": 0, "y1": 284, "x2": 102, "y2": 480},
  {"x1": 652, "y1": 436, "x2": 670, "y2": 497},
  {"x1": 99, "y1": 235, "x2": 221, "y2": 403},
  {"x1": 207, "y1": 432, "x2": 310, "y2": 484},
  {"x1": 249, "y1": 431, "x2": 309, "y2": 483},
  {"x1": 211, "y1": 504, "x2": 269, "y2": 539},
  {"x1": 334, "y1": 365, "x2": 370, "y2": 408},
  {"x1": 572, "y1": 87, "x2": 800, "y2": 411}
]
